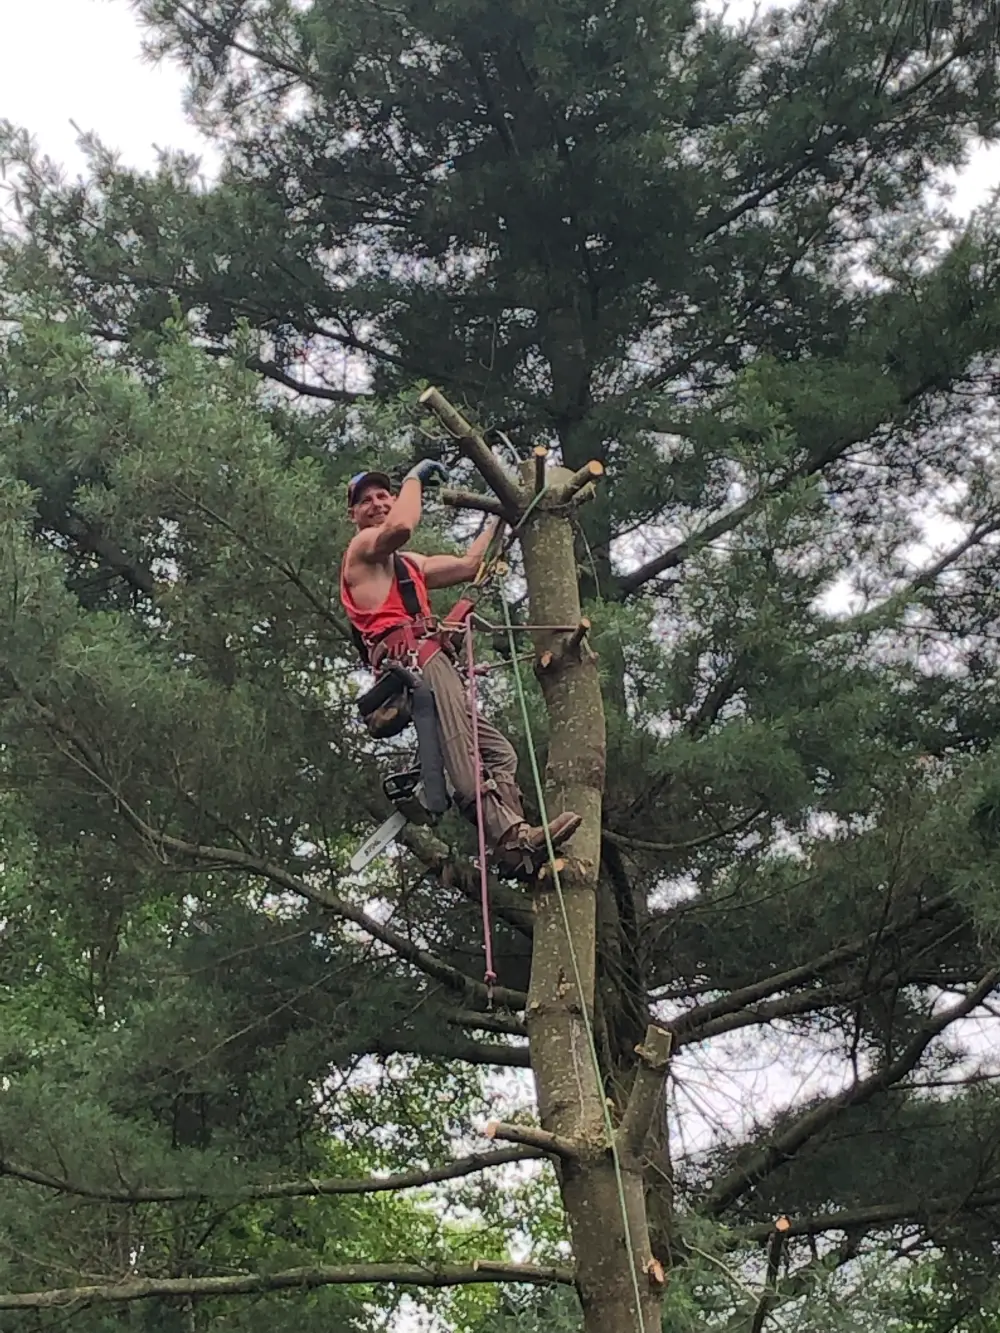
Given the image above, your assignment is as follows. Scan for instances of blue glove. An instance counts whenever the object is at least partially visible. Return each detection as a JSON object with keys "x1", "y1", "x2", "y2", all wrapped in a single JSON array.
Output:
[{"x1": 404, "y1": 458, "x2": 449, "y2": 489}]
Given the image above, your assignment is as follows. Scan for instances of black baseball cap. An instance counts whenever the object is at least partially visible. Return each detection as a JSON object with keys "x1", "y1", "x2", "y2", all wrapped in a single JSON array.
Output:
[{"x1": 347, "y1": 471, "x2": 393, "y2": 507}]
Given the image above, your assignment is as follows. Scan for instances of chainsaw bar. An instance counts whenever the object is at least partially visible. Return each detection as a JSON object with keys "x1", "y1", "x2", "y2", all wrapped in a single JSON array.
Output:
[{"x1": 349, "y1": 810, "x2": 407, "y2": 873}]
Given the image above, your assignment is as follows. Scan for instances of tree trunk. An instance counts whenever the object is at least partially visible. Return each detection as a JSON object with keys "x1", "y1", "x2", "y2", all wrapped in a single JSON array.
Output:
[{"x1": 518, "y1": 464, "x2": 664, "y2": 1333}]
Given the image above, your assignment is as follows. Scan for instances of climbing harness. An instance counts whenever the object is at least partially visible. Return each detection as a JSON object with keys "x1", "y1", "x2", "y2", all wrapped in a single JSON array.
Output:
[
  {"x1": 349, "y1": 553, "x2": 424, "y2": 669},
  {"x1": 347, "y1": 519, "x2": 510, "y2": 886}
]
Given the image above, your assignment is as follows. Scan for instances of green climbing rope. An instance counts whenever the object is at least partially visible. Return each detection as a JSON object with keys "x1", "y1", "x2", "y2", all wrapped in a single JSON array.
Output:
[
  {"x1": 509, "y1": 480, "x2": 550, "y2": 538},
  {"x1": 499, "y1": 589, "x2": 648, "y2": 1333}
]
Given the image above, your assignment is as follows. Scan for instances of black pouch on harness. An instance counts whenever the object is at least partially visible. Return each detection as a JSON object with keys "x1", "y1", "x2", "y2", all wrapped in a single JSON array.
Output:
[
  {"x1": 351, "y1": 555, "x2": 427, "y2": 738},
  {"x1": 355, "y1": 664, "x2": 417, "y2": 739}
]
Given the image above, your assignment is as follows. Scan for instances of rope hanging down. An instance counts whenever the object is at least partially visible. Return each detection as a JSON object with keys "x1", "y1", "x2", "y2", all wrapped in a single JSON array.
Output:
[
  {"x1": 451, "y1": 499, "x2": 541, "y2": 996},
  {"x1": 464, "y1": 615, "x2": 496, "y2": 991},
  {"x1": 452, "y1": 483, "x2": 576, "y2": 997},
  {"x1": 419, "y1": 498, "x2": 578, "y2": 997}
]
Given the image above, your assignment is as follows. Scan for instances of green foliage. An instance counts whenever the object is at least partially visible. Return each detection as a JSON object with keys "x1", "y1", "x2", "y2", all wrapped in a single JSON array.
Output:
[
  {"x1": 8, "y1": 0, "x2": 1000, "y2": 1328},
  {"x1": 0, "y1": 315, "x2": 544, "y2": 1329}
]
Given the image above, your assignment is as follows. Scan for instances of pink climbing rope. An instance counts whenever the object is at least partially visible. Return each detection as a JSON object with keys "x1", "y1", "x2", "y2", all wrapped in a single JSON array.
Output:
[{"x1": 465, "y1": 616, "x2": 497, "y2": 991}]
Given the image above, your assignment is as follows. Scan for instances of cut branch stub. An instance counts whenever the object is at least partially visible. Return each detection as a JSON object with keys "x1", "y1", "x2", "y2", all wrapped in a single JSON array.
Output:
[
  {"x1": 533, "y1": 445, "x2": 549, "y2": 494},
  {"x1": 645, "y1": 1258, "x2": 667, "y2": 1289},
  {"x1": 616, "y1": 1024, "x2": 673, "y2": 1163},
  {"x1": 418, "y1": 387, "x2": 524, "y2": 516},
  {"x1": 567, "y1": 618, "x2": 592, "y2": 653},
  {"x1": 550, "y1": 459, "x2": 604, "y2": 506},
  {"x1": 749, "y1": 1217, "x2": 791, "y2": 1333},
  {"x1": 440, "y1": 488, "x2": 508, "y2": 518},
  {"x1": 536, "y1": 619, "x2": 593, "y2": 675},
  {"x1": 536, "y1": 857, "x2": 567, "y2": 882},
  {"x1": 484, "y1": 1119, "x2": 580, "y2": 1160}
]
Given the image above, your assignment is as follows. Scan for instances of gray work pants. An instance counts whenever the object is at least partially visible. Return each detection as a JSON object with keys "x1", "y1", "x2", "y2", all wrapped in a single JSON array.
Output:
[{"x1": 420, "y1": 648, "x2": 525, "y2": 850}]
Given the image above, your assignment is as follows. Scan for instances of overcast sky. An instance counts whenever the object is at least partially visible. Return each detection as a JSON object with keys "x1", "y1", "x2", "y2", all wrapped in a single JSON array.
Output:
[
  {"x1": 5, "y1": 0, "x2": 1000, "y2": 212},
  {"x1": 5, "y1": 0, "x2": 217, "y2": 177}
]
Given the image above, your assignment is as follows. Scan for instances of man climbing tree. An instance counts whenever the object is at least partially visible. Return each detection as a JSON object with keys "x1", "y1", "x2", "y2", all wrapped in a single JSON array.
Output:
[
  {"x1": 340, "y1": 460, "x2": 582, "y2": 872},
  {"x1": 8, "y1": 0, "x2": 1000, "y2": 1331}
]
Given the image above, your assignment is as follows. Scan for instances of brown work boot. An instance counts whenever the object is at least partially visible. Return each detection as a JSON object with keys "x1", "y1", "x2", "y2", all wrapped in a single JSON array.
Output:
[{"x1": 495, "y1": 811, "x2": 583, "y2": 876}]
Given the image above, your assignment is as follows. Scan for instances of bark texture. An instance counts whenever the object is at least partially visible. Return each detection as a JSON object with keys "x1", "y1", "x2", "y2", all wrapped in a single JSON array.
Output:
[{"x1": 519, "y1": 463, "x2": 664, "y2": 1333}]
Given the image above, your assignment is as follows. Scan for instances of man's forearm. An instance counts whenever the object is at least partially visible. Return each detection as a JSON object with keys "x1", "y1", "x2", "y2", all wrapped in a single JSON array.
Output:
[
  {"x1": 388, "y1": 478, "x2": 423, "y2": 535},
  {"x1": 369, "y1": 478, "x2": 423, "y2": 556},
  {"x1": 465, "y1": 519, "x2": 501, "y2": 569}
]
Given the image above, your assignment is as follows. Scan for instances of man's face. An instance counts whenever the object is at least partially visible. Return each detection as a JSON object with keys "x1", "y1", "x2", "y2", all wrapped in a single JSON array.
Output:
[{"x1": 350, "y1": 484, "x2": 394, "y2": 529}]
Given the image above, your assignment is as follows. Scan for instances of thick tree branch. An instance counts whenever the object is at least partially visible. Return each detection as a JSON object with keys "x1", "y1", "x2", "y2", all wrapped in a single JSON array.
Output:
[
  {"x1": 0, "y1": 1261, "x2": 574, "y2": 1309},
  {"x1": 615, "y1": 436, "x2": 857, "y2": 597},
  {"x1": 485, "y1": 1121, "x2": 580, "y2": 1160},
  {"x1": 741, "y1": 1188, "x2": 1000, "y2": 1244},
  {"x1": 0, "y1": 1146, "x2": 544, "y2": 1205},
  {"x1": 674, "y1": 983, "x2": 859, "y2": 1048},
  {"x1": 375, "y1": 1033, "x2": 530, "y2": 1068},
  {"x1": 686, "y1": 662, "x2": 742, "y2": 738},
  {"x1": 440, "y1": 488, "x2": 509, "y2": 518},
  {"x1": 246, "y1": 356, "x2": 365, "y2": 403},
  {"x1": 419, "y1": 387, "x2": 523, "y2": 515},
  {"x1": 603, "y1": 806, "x2": 765, "y2": 855},
  {"x1": 32, "y1": 701, "x2": 527, "y2": 1012},
  {"x1": 827, "y1": 517, "x2": 1000, "y2": 638},
  {"x1": 398, "y1": 821, "x2": 534, "y2": 936},
  {"x1": 616, "y1": 495, "x2": 768, "y2": 596},
  {"x1": 698, "y1": 47, "x2": 966, "y2": 245},
  {"x1": 658, "y1": 892, "x2": 953, "y2": 1023},
  {"x1": 444, "y1": 1008, "x2": 529, "y2": 1038},
  {"x1": 172, "y1": 0, "x2": 317, "y2": 87},
  {"x1": 705, "y1": 970, "x2": 1000, "y2": 1213},
  {"x1": 36, "y1": 500, "x2": 156, "y2": 597},
  {"x1": 616, "y1": 1025, "x2": 672, "y2": 1161},
  {"x1": 616, "y1": 382, "x2": 943, "y2": 598}
]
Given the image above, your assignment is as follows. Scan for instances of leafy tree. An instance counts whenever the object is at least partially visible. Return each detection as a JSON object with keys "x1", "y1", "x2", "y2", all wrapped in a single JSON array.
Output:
[
  {"x1": 0, "y1": 322, "x2": 556, "y2": 1331},
  {"x1": 7, "y1": 0, "x2": 1000, "y2": 1330}
]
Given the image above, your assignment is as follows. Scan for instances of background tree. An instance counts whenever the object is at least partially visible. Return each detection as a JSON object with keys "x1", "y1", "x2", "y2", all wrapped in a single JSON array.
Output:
[{"x1": 7, "y1": 0, "x2": 1000, "y2": 1328}]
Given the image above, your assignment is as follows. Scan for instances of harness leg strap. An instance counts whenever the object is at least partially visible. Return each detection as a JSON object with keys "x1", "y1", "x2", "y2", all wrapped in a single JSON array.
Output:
[{"x1": 410, "y1": 683, "x2": 450, "y2": 815}]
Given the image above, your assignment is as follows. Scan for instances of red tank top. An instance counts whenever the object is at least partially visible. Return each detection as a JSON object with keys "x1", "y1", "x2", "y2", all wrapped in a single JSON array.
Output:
[{"x1": 340, "y1": 552, "x2": 432, "y2": 642}]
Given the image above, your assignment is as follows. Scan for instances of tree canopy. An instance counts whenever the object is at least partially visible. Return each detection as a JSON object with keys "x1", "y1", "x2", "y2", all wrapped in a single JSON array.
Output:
[{"x1": 5, "y1": 0, "x2": 1000, "y2": 1328}]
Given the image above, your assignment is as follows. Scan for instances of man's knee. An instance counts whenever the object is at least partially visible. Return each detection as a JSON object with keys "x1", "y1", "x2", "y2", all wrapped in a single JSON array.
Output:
[
  {"x1": 479, "y1": 724, "x2": 518, "y2": 776},
  {"x1": 437, "y1": 744, "x2": 477, "y2": 807}
]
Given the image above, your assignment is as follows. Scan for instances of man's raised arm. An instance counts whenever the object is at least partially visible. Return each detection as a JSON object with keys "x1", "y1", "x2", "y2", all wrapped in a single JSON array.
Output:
[
  {"x1": 419, "y1": 518, "x2": 503, "y2": 589},
  {"x1": 360, "y1": 461, "x2": 449, "y2": 561}
]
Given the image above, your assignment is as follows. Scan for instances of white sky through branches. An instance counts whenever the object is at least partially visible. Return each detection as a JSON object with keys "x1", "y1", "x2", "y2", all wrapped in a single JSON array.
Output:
[
  {"x1": 6, "y1": 3, "x2": 1000, "y2": 1328},
  {"x1": 6, "y1": 0, "x2": 1000, "y2": 200}
]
